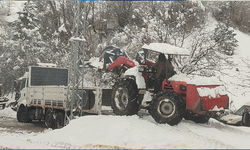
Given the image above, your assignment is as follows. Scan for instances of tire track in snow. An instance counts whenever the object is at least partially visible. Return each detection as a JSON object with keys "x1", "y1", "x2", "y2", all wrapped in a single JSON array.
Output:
[
  {"x1": 201, "y1": 119, "x2": 250, "y2": 136},
  {"x1": 171, "y1": 119, "x2": 250, "y2": 148},
  {"x1": 167, "y1": 123, "x2": 232, "y2": 148},
  {"x1": 146, "y1": 119, "x2": 231, "y2": 148},
  {"x1": 141, "y1": 115, "x2": 232, "y2": 148}
]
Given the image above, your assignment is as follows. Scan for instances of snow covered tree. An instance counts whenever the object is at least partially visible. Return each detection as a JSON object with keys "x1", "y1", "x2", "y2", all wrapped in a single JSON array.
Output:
[
  {"x1": 207, "y1": 1, "x2": 250, "y2": 33},
  {"x1": 213, "y1": 23, "x2": 238, "y2": 56},
  {"x1": 180, "y1": 22, "x2": 237, "y2": 76}
]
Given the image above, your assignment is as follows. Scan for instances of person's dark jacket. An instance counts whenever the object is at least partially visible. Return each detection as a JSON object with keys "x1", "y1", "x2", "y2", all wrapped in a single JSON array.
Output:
[
  {"x1": 152, "y1": 60, "x2": 173, "y2": 80},
  {"x1": 242, "y1": 112, "x2": 250, "y2": 126}
]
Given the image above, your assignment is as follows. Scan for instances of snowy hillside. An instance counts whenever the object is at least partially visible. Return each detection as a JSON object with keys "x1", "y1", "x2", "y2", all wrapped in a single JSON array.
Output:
[{"x1": 218, "y1": 30, "x2": 250, "y2": 111}]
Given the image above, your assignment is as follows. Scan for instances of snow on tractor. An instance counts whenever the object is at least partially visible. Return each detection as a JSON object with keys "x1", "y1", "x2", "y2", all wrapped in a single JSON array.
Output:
[{"x1": 104, "y1": 43, "x2": 229, "y2": 125}]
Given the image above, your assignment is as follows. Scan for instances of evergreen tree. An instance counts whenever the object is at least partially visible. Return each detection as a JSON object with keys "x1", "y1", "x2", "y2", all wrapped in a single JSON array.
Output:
[{"x1": 214, "y1": 23, "x2": 238, "y2": 56}]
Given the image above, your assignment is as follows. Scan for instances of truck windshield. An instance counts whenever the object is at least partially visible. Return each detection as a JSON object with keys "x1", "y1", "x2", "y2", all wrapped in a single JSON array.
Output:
[
  {"x1": 20, "y1": 78, "x2": 26, "y2": 91},
  {"x1": 234, "y1": 105, "x2": 250, "y2": 116}
]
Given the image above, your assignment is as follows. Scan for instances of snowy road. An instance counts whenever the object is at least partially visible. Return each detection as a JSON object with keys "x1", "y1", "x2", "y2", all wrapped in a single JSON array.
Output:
[{"x1": 0, "y1": 117, "x2": 46, "y2": 133}]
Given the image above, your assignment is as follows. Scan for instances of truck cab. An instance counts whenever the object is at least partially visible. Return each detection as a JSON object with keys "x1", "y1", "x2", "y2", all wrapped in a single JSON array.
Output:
[{"x1": 15, "y1": 72, "x2": 29, "y2": 107}]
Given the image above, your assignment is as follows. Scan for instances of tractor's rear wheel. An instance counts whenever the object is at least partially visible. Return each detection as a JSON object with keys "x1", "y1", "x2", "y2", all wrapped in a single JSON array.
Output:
[
  {"x1": 149, "y1": 91, "x2": 185, "y2": 125},
  {"x1": 17, "y1": 106, "x2": 32, "y2": 123},
  {"x1": 184, "y1": 111, "x2": 210, "y2": 123},
  {"x1": 111, "y1": 78, "x2": 142, "y2": 115}
]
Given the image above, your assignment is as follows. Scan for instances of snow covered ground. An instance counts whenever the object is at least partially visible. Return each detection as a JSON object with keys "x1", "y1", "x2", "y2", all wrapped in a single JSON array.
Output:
[{"x1": 1, "y1": 112, "x2": 250, "y2": 149}]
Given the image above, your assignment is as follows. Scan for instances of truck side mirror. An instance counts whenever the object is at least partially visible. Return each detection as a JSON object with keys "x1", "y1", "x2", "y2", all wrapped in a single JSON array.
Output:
[{"x1": 14, "y1": 80, "x2": 18, "y2": 90}]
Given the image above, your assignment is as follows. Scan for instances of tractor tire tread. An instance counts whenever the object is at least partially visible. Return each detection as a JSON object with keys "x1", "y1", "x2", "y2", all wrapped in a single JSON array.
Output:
[
  {"x1": 149, "y1": 91, "x2": 185, "y2": 125},
  {"x1": 111, "y1": 78, "x2": 142, "y2": 116}
]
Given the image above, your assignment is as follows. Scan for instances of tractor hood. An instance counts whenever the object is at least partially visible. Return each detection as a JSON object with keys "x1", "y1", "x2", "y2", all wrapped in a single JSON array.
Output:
[{"x1": 142, "y1": 43, "x2": 190, "y2": 56}]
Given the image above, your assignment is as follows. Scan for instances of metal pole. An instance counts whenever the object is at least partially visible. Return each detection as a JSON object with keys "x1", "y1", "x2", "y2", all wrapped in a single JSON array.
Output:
[{"x1": 65, "y1": 1, "x2": 86, "y2": 125}]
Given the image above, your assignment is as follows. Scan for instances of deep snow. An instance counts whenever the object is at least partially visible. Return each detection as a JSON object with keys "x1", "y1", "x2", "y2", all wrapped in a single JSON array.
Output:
[{"x1": 1, "y1": 113, "x2": 250, "y2": 149}]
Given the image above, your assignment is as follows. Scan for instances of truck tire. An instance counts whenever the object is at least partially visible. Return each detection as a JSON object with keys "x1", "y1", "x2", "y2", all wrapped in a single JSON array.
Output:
[
  {"x1": 149, "y1": 91, "x2": 185, "y2": 125},
  {"x1": 17, "y1": 106, "x2": 32, "y2": 123},
  {"x1": 111, "y1": 78, "x2": 142, "y2": 115},
  {"x1": 184, "y1": 111, "x2": 210, "y2": 123},
  {"x1": 55, "y1": 112, "x2": 65, "y2": 129},
  {"x1": 45, "y1": 109, "x2": 55, "y2": 129}
]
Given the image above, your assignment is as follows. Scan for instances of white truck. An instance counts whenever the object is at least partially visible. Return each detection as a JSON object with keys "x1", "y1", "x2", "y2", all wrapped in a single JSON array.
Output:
[{"x1": 15, "y1": 64, "x2": 108, "y2": 129}]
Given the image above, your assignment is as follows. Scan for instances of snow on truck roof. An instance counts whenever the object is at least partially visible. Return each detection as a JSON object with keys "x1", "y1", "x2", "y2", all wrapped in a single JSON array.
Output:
[{"x1": 142, "y1": 43, "x2": 190, "y2": 56}]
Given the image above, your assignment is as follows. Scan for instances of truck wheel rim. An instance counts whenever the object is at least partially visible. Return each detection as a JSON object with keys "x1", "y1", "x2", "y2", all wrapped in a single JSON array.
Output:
[
  {"x1": 114, "y1": 87, "x2": 128, "y2": 110},
  {"x1": 159, "y1": 99, "x2": 175, "y2": 116},
  {"x1": 21, "y1": 112, "x2": 27, "y2": 120}
]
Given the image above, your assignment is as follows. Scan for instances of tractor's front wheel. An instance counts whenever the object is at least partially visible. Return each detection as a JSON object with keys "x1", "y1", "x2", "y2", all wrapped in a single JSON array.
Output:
[
  {"x1": 149, "y1": 91, "x2": 185, "y2": 125},
  {"x1": 111, "y1": 78, "x2": 142, "y2": 115}
]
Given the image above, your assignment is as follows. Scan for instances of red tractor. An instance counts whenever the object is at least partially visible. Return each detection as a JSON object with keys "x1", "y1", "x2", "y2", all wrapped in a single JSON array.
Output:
[{"x1": 105, "y1": 43, "x2": 229, "y2": 125}]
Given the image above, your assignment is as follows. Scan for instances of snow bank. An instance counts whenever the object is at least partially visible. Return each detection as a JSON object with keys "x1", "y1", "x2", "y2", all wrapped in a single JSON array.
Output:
[
  {"x1": 1, "y1": 116, "x2": 249, "y2": 149},
  {"x1": 0, "y1": 94, "x2": 16, "y2": 118},
  {"x1": 29, "y1": 116, "x2": 220, "y2": 148},
  {"x1": 169, "y1": 74, "x2": 223, "y2": 86},
  {"x1": 124, "y1": 66, "x2": 146, "y2": 89},
  {"x1": 0, "y1": 107, "x2": 16, "y2": 118}
]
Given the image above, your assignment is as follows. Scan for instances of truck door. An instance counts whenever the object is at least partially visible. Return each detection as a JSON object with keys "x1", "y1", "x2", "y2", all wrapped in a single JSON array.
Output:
[{"x1": 19, "y1": 78, "x2": 27, "y2": 102}]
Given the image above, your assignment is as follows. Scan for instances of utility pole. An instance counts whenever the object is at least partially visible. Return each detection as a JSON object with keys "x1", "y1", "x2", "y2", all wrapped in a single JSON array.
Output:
[{"x1": 65, "y1": 1, "x2": 86, "y2": 124}]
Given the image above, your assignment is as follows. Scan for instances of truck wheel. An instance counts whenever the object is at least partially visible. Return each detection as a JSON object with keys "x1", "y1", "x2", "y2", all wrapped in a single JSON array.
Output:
[
  {"x1": 45, "y1": 109, "x2": 55, "y2": 128},
  {"x1": 149, "y1": 91, "x2": 185, "y2": 125},
  {"x1": 111, "y1": 78, "x2": 142, "y2": 115},
  {"x1": 55, "y1": 112, "x2": 65, "y2": 129},
  {"x1": 17, "y1": 106, "x2": 32, "y2": 123},
  {"x1": 184, "y1": 112, "x2": 210, "y2": 123}
]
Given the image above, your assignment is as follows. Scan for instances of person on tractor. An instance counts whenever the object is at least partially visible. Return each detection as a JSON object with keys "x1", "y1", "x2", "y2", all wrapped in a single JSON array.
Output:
[
  {"x1": 151, "y1": 53, "x2": 174, "y2": 93},
  {"x1": 242, "y1": 108, "x2": 250, "y2": 126}
]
